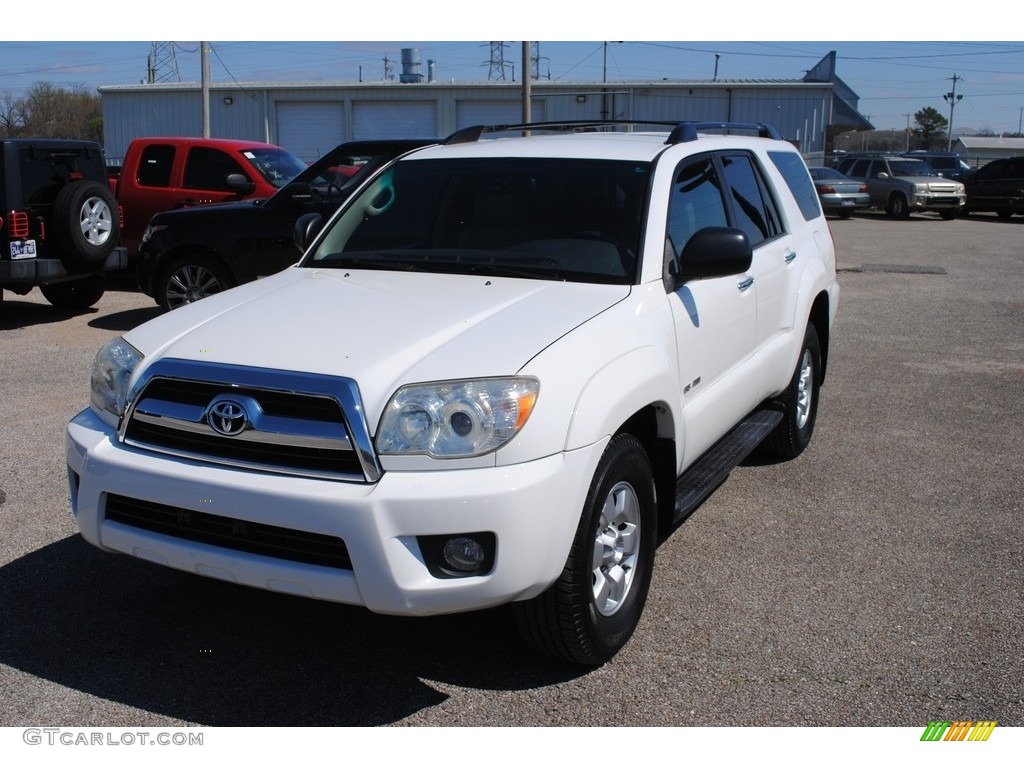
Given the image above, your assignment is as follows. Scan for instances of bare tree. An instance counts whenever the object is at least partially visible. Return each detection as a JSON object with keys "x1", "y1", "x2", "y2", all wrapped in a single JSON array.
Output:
[
  {"x1": 13, "y1": 82, "x2": 103, "y2": 142},
  {"x1": 0, "y1": 90, "x2": 27, "y2": 137}
]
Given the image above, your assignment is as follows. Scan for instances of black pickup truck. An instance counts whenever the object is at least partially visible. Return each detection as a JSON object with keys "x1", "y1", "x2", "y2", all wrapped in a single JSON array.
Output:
[
  {"x1": 137, "y1": 139, "x2": 434, "y2": 310},
  {"x1": 1, "y1": 139, "x2": 128, "y2": 309}
]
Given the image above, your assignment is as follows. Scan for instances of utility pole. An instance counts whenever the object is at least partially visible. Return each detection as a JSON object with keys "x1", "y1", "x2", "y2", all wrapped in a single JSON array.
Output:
[
  {"x1": 943, "y1": 74, "x2": 963, "y2": 151},
  {"x1": 201, "y1": 42, "x2": 210, "y2": 138},
  {"x1": 522, "y1": 42, "x2": 531, "y2": 126},
  {"x1": 903, "y1": 113, "x2": 913, "y2": 151}
]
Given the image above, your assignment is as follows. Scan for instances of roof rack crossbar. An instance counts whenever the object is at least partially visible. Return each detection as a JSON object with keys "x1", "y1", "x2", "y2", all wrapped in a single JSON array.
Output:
[{"x1": 666, "y1": 122, "x2": 782, "y2": 145}]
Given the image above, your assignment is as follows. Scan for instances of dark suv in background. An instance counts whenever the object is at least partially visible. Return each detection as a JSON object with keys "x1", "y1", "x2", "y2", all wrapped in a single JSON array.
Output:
[
  {"x1": 1, "y1": 139, "x2": 127, "y2": 309},
  {"x1": 963, "y1": 156, "x2": 1024, "y2": 219},
  {"x1": 902, "y1": 151, "x2": 974, "y2": 182}
]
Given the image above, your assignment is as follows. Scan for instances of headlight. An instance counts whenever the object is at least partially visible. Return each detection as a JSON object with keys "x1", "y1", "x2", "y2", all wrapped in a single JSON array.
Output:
[
  {"x1": 377, "y1": 377, "x2": 539, "y2": 458},
  {"x1": 90, "y1": 337, "x2": 143, "y2": 426},
  {"x1": 914, "y1": 183, "x2": 929, "y2": 193},
  {"x1": 140, "y1": 223, "x2": 166, "y2": 246}
]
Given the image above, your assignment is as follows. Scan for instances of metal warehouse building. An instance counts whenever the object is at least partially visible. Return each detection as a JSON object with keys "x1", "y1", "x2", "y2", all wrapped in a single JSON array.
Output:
[{"x1": 100, "y1": 51, "x2": 871, "y2": 164}]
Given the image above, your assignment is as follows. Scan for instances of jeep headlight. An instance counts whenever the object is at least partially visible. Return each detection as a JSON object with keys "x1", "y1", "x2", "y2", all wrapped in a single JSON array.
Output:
[
  {"x1": 377, "y1": 377, "x2": 539, "y2": 458},
  {"x1": 914, "y1": 183, "x2": 929, "y2": 193},
  {"x1": 90, "y1": 337, "x2": 142, "y2": 426}
]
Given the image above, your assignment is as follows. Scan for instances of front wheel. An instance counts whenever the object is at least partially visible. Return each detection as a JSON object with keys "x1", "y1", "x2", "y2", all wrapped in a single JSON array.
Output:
[
  {"x1": 512, "y1": 434, "x2": 657, "y2": 665},
  {"x1": 886, "y1": 193, "x2": 910, "y2": 219},
  {"x1": 763, "y1": 324, "x2": 821, "y2": 460},
  {"x1": 157, "y1": 256, "x2": 232, "y2": 310}
]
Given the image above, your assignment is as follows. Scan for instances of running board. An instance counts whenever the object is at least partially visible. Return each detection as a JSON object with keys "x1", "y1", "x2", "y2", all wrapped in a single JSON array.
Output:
[{"x1": 672, "y1": 408, "x2": 782, "y2": 525}]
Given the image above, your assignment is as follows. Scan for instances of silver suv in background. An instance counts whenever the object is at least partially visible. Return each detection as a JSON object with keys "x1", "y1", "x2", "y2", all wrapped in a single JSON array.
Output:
[{"x1": 836, "y1": 154, "x2": 966, "y2": 219}]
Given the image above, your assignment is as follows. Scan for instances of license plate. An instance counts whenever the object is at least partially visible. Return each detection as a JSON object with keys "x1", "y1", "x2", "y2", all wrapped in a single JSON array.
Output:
[
  {"x1": 841, "y1": 199, "x2": 855, "y2": 206},
  {"x1": 10, "y1": 240, "x2": 37, "y2": 259}
]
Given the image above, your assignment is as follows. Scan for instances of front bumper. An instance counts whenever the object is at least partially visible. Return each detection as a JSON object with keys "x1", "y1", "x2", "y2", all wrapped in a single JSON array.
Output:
[
  {"x1": 909, "y1": 192, "x2": 965, "y2": 210},
  {"x1": 67, "y1": 407, "x2": 605, "y2": 616}
]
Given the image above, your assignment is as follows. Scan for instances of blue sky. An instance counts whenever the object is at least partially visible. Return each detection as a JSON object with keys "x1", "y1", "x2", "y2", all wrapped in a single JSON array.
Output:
[{"x1": 3, "y1": 6, "x2": 1023, "y2": 134}]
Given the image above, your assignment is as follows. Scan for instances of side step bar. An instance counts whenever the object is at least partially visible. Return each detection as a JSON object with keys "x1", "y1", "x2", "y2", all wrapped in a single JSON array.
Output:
[{"x1": 672, "y1": 408, "x2": 782, "y2": 525}]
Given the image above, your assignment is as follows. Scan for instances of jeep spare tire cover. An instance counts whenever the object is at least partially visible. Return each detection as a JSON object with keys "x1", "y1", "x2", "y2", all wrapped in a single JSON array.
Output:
[{"x1": 51, "y1": 180, "x2": 121, "y2": 264}]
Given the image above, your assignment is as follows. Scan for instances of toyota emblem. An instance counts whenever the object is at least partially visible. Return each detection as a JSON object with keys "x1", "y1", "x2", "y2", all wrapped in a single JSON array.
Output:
[{"x1": 208, "y1": 398, "x2": 248, "y2": 436}]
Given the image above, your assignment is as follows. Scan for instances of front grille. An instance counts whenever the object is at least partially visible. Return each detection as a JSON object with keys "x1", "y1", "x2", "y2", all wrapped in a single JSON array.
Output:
[
  {"x1": 119, "y1": 360, "x2": 381, "y2": 483},
  {"x1": 105, "y1": 494, "x2": 352, "y2": 569}
]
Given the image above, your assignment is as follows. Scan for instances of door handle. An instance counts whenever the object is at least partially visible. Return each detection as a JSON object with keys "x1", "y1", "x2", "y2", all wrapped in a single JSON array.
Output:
[
  {"x1": 784, "y1": 251, "x2": 797, "y2": 264},
  {"x1": 737, "y1": 276, "x2": 754, "y2": 291}
]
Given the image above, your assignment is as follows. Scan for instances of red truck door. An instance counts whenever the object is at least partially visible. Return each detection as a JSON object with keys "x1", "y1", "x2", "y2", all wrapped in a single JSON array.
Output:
[{"x1": 120, "y1": 143, "x2": 265, "y2": 257}]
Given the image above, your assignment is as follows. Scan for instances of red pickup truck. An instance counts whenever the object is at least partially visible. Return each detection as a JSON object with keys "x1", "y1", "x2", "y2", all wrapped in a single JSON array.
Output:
[{"x1": 111, "y1": 137, "x2": 307, "y2": 257}]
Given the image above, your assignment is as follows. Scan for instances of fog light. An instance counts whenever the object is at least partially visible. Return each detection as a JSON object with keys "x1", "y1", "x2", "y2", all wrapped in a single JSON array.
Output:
[
  {"x1": 442, "y1": 536, "x2": 486, "y2": 572},
  {"x1": 419, "y1": 531, "x2": 496, "y2": 578}
]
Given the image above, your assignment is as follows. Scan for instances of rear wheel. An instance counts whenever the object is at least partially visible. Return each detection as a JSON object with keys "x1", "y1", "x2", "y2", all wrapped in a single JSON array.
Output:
[
  {"x1": 158, "y1": 256, "x2": 232, "y2": 310},
  {"x1": 763, "y1": 324, "x2": 821, "y2": 460},
  {"x1": 996, "y1": 209, "x2": 1013, "y2": 220},
  {"x1": 512, "y1": 434, "x2": 657, "y2": 665},
  {"x1": 39, "y1": 275, "x2": 106, "y2": 310}
]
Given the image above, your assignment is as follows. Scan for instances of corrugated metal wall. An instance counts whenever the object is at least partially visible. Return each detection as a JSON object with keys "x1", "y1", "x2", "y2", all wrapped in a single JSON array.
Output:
[{"x1": 101, "y1": 81, "x2": 835, "y2": 162}]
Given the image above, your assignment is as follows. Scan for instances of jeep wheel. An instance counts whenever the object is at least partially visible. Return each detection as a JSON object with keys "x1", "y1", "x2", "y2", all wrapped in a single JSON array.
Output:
[
  {"x1": 763, "y1": 323, "x2": 821, "y2": 460},
  {"x1": 39, "y1": 275, "x2": 106, "y2": 310},
  {"x1": 158, "y1": 257, "x2": 232, "y2": 310},
  {"x1": 52, "y1": 181, "x2": 120, "y2": 264},
  {"x1": 512, "y1": 434, "x2": 657, "y2": 665},
  {"x1": 886, "y1": 194, "x2": 911, "y2": 219}
]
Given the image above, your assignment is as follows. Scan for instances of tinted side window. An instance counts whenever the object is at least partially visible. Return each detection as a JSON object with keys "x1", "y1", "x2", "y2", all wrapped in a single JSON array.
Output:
[
  {"x1": 666, "y1": 156, "x2": 728, "y2": 258},
  {"x1": 850, "y1": 159, "x2": 871, "y2": 178},
  {"x1": 136, "y1": 144, "x2": 175, "y2": 187},
  {"x1": 769, "y1": 150, "x2": 821, "y2": 221},
  {"x1": 720, "y1": 153, "x2": 782, "y2": 247},
  {"x1": 183, "y1": 148, "x2": 248, "y2": 190}
]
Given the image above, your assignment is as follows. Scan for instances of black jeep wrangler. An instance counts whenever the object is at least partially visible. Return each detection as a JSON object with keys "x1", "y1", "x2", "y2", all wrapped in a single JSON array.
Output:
[{"x1": 1, "y1": 139, "x2": 127, "y2": 310}]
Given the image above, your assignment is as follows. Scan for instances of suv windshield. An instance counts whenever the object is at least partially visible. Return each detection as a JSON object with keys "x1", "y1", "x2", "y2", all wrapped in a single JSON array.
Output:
[
  {"x1": 304, "y1": 156, "x2": 651, "y2": 284},
  {"x1": 242, "y1": 147, "x2": 307, "y2": 188},
  {"x1": 887, "y1": 160, "x2": 937, "y2": 177}
]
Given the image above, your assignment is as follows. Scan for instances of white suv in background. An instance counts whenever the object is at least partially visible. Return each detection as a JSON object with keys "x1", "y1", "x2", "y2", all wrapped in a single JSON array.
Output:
[{"x1": 67, "y1": 121, "x2": 839, "y2": 665}]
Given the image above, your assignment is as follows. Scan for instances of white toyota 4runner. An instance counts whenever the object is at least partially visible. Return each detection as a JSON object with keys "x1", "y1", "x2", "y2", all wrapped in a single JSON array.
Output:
[{"x1": 67, "y1": 121, "x2": 838, "y2": 665}]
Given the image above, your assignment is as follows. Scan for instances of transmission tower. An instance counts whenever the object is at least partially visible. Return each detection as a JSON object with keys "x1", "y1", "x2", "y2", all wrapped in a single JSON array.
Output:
[
  {"x1": 487, "y1": 42, "x2": 508, "y2": 81},
  {"x1": 146, "y1": 42, "x2": 181, "y2": 84}
]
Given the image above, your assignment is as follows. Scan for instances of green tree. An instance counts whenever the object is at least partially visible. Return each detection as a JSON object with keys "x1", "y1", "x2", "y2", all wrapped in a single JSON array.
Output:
[{"x1": 912, "y1": 107, "x2": 948, "y2": 151}]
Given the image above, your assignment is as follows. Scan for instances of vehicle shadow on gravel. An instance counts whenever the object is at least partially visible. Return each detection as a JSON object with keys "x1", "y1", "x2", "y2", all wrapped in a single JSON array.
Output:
[
  {"x1": 0, "y1": 536, "x2": 584, "y2": 726},
  {"x1": 88, "y1": 305, "x2": 163, "y2": 332},
  {"x1": 0, "y1": 299, "x2": 98, "y2": 330}
]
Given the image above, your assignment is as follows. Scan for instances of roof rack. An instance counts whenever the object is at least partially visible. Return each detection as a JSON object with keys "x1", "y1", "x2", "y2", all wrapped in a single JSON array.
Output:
[{"x1": 443, "y1": 120, "x2": 782, "y2": 146}]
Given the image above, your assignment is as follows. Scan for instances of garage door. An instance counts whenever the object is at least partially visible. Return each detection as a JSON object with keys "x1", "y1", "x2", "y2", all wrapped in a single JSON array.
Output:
[
  {"x1": 456, "y1": 101, "x2": 546, "y2": 129},
  {"x1": 276, "y1": 102, "x2": 345, "y2": 162},
  {"x1": 352, "y1": 102, "x2": 436, "y2": 140}
]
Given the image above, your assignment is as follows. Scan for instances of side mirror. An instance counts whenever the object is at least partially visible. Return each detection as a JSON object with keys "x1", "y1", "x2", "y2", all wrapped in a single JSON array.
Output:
[
  {"x1": 226, "y1": 173, "x2": 256, "y2": 194},
  {"x1": 294, "y1": 212, "x2": 324, "y2": 253},
  {"x1": 666, "y1": 227, "x2": 752, "y2": 291}
]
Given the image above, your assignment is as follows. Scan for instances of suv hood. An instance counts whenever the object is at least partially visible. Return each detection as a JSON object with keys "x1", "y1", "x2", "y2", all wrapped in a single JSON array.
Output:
[{"x1": 125, "y1": 267, "x2": 629, "y2": 420}]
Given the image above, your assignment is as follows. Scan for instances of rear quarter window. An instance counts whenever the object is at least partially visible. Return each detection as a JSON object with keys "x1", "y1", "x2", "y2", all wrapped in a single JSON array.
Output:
[{"x1": 768, "y1": 150, "x2": 821, "y2": 222}]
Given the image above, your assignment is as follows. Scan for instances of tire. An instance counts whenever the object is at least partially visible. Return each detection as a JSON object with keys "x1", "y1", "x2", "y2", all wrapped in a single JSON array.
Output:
[
  {"x1": 158, "y1": 256, "x2": 232, "y2": 310},
  {"x1": 39, "y1": 275, "x2": 106, "y2": 310},
  {"x1": 996, "y1": 209, "x2": 1013, "y2": 220},
  {"x1": 763, "y1": 323, "x2": 821, "y2": 460},
  {"x1": 939, "y1": 210, "x2": 959, "y2": 220},
  {"x1": 512, "y1": 434, "x2": 657, "y2": 665},
  {"x1": 51, "y1": 181, "x2": 120, "y2": 264},
  {"x1": 886, "y1": 193, "x2": 910, "y2": 219}
]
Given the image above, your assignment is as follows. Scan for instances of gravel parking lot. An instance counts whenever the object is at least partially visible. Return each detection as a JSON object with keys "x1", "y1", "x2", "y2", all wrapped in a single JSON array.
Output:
[{"x1": 1, "y1": 211, "x2": 1021, "y2": 727}]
